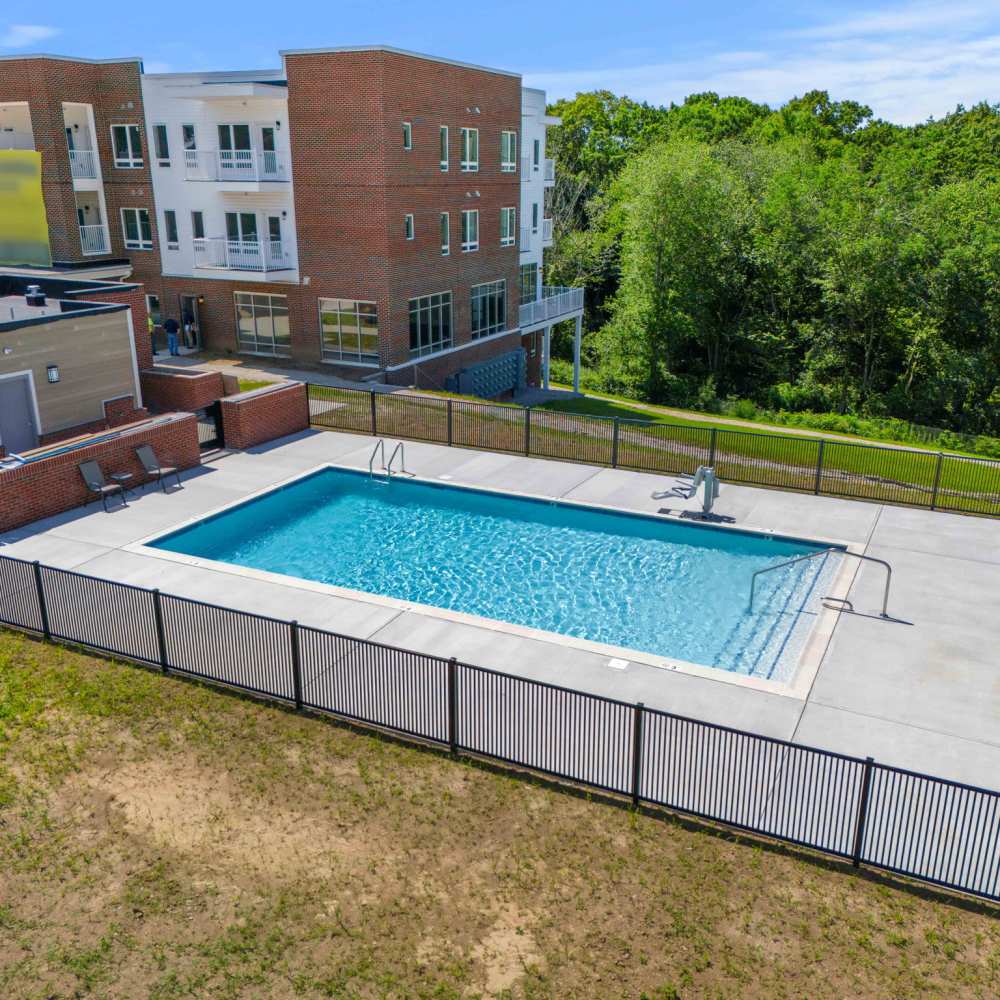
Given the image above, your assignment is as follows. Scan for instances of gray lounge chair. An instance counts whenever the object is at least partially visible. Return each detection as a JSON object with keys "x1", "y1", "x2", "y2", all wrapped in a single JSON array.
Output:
[
  {"x1": 136, "y1": 444, "x2": 182, "y2": 492},
  {"x1": 78, "y1": 460, "x2": 127, "y2": 511}
]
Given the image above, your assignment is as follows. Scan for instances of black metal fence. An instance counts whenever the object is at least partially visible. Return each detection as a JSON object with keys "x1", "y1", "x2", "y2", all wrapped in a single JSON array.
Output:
[
  {"x1": 2, "y1": 551, "x2": 998, "y2": 904},
  {"x1": 307, "y1": 385, "x2": 1000, "y2": 518}
]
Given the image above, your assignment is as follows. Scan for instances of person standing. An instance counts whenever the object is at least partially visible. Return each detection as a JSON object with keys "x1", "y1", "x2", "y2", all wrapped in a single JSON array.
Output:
[{"x1": 163, "y1": 316, "x2": 181, "y2": 357}]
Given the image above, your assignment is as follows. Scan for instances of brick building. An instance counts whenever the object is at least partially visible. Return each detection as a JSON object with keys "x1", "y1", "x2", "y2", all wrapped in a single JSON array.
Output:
[{"x1": 1, "y1": 46, "x2": 583, "y2": 396}]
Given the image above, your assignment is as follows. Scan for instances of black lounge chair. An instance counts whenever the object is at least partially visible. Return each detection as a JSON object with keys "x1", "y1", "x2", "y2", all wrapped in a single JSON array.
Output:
[
  {"x1": 136, "y1": 444, "x2": 182, "y2": 492},
  {"x1": 78, "y1": 460, "x2": 127, "y2": 511}
]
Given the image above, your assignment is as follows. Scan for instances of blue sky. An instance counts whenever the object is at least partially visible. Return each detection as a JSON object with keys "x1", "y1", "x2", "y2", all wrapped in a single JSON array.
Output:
[{"x1": 3, "y1": 1, "x2": 999, "y2": 123}]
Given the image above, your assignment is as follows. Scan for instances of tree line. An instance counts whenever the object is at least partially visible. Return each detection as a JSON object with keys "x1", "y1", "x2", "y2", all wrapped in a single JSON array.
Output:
[{"x1": 545, "y1": 91, "x2": 1000, "y2": 438}]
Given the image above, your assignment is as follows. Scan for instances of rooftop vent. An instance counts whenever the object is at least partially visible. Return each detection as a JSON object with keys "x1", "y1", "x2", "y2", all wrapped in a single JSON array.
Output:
[{"x1": 25, "y1": 285, "x2": 46, "y2": 308}]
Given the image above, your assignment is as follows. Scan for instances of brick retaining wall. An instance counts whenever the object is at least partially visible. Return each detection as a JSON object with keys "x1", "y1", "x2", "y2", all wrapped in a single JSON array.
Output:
[
  {"x1": 220, "y1": 382, "x2": 309, "y2": 450},
  {"x1": 140, "y1": 368, "x2": 226, "y2": 414},
  {"x1": 0, "y1": 414, "x2": 200, "y2": 533}
]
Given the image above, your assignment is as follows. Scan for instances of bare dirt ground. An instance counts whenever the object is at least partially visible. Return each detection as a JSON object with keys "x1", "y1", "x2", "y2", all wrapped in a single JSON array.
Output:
[{"x1": 1, "y1": 629, "x2": 998, "y2": 999}]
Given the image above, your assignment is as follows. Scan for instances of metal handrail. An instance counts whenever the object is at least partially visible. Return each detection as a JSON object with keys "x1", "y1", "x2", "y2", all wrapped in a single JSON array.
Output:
[
  {"x1": 368, "y1": 439, "x2": 386, "y2": 480},
  {"x1": 749, "y1": 548, "x2": 894, "y2": 619},
  {"x1": 387, "y1": 441, "x2": 407, "y2": 477}
]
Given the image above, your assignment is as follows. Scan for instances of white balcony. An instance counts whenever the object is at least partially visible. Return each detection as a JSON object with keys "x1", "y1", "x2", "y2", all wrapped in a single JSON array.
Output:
[
  {"x1": 542, "y1": 218, "x2": 554, "y2": 246},
  {"x1": 193, "y1": 237, "x2": 292, "y2": 273},
  {"x1": 0, "y1": 130, "x2": 33, "y2": 150},
  {"x1": 68, "y1": 148, "x2": 98, "y2": 179},
  {"x1": 184, "y1": 149, "x2": 288, "y2": 184},
  {"x1": 79, "y1": 224, "x2": 110, "y2": 256},
  {"x1": 544, "y1": 158, "x2": 555, "y2": 184},
  {"x1": 519, "y1": 286, "x2": 584, "y2": 329}
]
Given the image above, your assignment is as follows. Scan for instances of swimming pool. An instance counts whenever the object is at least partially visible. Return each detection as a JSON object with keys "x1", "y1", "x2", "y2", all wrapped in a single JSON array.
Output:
[{"x1": 149, "y1": 467, "x2": 843, "y2": 680}]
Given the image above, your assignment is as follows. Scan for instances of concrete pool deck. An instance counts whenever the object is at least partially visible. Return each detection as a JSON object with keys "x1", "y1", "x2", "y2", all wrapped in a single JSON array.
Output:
[{"x1": 3, "y1": 428, "x2": 999, "y2": 789}]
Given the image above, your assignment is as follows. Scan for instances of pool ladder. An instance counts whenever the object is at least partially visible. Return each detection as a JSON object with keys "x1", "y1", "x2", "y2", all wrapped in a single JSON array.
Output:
[
  {"x1": 368, "y1": 439, "x2": 409, "y2": 484},
  {"x1": 748, "y1": 547, "x2": 895, "y2": 619}
]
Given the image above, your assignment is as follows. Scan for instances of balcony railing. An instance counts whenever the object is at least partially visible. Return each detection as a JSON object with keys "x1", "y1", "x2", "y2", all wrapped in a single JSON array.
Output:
[
  {"x1": 544, "y1": 158, "x2": 555, "y2": 183},
  {"x1": 184, "y1": 149, "x2": 287, "y2": 182},
  {"x1": 0, "y1": 130, "x2": 33, "y2": 150},
  {"x1": 519, "y1": 286, "x2": 584, "y2": 328},
  {"x1": 192, "y1": 237, "x2": 291, "y2": 272},
  {"x1": 542, "y1": 218, "x2": 554, "y2": 245},
  {"x1": 68, "y1": 148, "x2": 98, "y2": 179},
  {"x1": 79, "y1": 224, "x2": 110, "y2": 256},
  {"x1": 520, "y1": 226, "x2": 531, "y2": 251}
]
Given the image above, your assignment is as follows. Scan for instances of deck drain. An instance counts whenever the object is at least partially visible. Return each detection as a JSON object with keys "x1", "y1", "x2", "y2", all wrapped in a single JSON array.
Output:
[{"x1": 607, "y1": 657, "x2": 629, "y2": 671}]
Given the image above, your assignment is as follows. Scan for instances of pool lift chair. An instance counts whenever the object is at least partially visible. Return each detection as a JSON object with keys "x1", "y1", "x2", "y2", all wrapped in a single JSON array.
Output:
[{"x1": 654, "y1": 466, "x2": 734, "y2": 523}]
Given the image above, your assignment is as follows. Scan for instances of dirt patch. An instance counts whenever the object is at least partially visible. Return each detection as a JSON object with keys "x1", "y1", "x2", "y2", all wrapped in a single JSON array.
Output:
[{"x1": 470, "y1": 904, "x2": 542, "y2": 994}]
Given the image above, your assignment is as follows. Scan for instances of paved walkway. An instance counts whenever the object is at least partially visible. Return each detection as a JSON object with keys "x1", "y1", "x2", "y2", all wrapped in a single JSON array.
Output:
[{"x1": 3, "y1": 430, "x2": 999, "y2": 788}]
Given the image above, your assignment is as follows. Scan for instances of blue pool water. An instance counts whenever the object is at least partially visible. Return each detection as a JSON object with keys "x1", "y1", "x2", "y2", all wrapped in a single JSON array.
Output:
[{"x1": 151, "y1": 468, "x2": 842, "y2": 679}]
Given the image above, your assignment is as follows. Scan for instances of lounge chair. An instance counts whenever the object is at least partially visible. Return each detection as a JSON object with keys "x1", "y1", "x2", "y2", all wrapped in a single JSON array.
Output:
[
  {"x1": 78, "y1": 460, "x2": 127, "y2": 511},
  {"x1": 135, "y1": 444, "x2": 182, "y2": 492}
]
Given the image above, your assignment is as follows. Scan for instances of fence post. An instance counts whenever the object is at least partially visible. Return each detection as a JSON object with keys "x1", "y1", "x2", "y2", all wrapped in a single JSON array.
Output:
[
  {"x1": 447, "y1": 399, "x2": 453, "y2": 447},
  {"x1": 447, "y1": 657, "x2": 458, "y2": 754},
  {"x1": 631, "y1": 702, "x2": 644, "y2": 808},
  {"x1": 524, "y1": 407, "x2": 532, "y2": 457},
  {"x1": 852, "y1": 756, "x2": 875, "y2": 868},
  {"x1": 152, "y1": 589, "x2": 168, "y2": 673},
  {"x1": 32, "y1": 561, "x2": 50, "y2": 641},
  {"x1": 930, "y1": 453, "x2": 944, "y2": 510},
  {"x1": 290, "y1": 620, "x2": 304, "y2": 711},
  {"x1": 369, "y1": 389, "x2": 378, "y2": 436},
  {"x1": 611, "y1": 417, "x2": 620, "y2": 469},
  {"x1": 814, "y1": 440, "x2": 825, "y2": 496},
  {"x1": 708, "y1": 428, "x2": 717, "y2": 468}
]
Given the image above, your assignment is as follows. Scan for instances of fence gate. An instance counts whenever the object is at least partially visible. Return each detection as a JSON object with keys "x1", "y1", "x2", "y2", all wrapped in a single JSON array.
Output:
[{"x1": 195, "y1": 400, "x2": 224, "y2": 451}]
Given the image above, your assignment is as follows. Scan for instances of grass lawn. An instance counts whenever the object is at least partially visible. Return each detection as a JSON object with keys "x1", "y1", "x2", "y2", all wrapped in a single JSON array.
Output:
[
  {"x1": 1, "y1": 629, "x2": 999, "y2": 999},
  {"x1": 237, "y1": 379, "x2": 279, "y2": 393}
]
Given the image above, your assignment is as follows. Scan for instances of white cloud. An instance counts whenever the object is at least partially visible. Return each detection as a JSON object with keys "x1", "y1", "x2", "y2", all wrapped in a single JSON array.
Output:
[
  {"x1": 524, "y1": 2, "x2": 1000, "y2": 124},
  {"x1": 0, "y1": 24, "x2": 58, "y2": 49}
]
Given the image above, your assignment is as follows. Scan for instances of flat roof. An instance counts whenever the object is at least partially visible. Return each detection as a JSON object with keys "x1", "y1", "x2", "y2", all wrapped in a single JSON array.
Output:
[
  {"x1": 0, "y1": 53, "x2": 142, "y2": 66},
  {"x1": 279, "y1": 45, "x2": 520, "y2": 79}
]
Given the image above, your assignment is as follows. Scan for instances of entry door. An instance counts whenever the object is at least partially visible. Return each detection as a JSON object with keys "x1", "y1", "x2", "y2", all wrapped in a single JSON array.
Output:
[
  {"x1": 178, "y1": 294, "x2": 201, "y2": 350},
  {"x1": 65, "y1": 127, "x2": 75, "y2": 151},
  {"x1": 225, "y1": 212, "x2": 258, "y2": 244},
  {"x1": 0, "y1": 375, "x2": 38, "y2": 455},
  {"x1": 217, "y1": 123, "x2": 252, "y2": 171},
  {"x1": 260, "y1": 127, "x2": 277, "y2": 176}
]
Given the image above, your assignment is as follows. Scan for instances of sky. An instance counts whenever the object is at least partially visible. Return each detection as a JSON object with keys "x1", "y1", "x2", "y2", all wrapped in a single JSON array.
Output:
[{"x1": 2, "y1": 0, "x2": 999, "y2": 124}]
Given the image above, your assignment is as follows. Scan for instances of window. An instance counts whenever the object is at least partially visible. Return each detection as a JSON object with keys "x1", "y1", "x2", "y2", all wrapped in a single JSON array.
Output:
[
  {"x1": 319, "y1": 298, "x2": 379, "y2": 365},
  {"x1": 501, "y1": 130, "x2": 517, "y2": 172},
  {"x1": 532, "y1": 202, "x2": 539, "y2": 232},
  {"x1": 409, "y1": 291, "x2": 452, "y2": 357},
  {"x1": 120, "y1": 207, "x2": 152, "y2": 249},
  {"x1": 440, "y1": 212, "x2": 450, "y2": 256},
  {"x1": 191, "y1": 211, "x2": 205, "y2": 240},
  {"x1": 460, "y1": 127, "x2": 479, "y2": 172},
  {"x1": 234, "y1": 292, "x2": 290, "y2": 356},
  {"x1": 111, "y1": 124, "x2": 143, "y2": 168},
  {"x1": 461, "y1": 209, "x2": 479, "y2": 252},
  {"x1": 163, "y1": 210, "x2": 179, "y2": 249},
  {"x1": 500, "y1": 207, "x2": 516, "y2": 247},
  {"x1": 533, "y1": 138, "x2": 540, "y2": 168},
  {"x1": 519, "y1": 262, "x2": 539, "y2": 305},
  {"x1": 182, "y1": 124, "x2": 196, "y2": 150},
  {"x1": 404, "y1": 213, "x2": 415, "y2": 240},
  {"x1": 439, "y1": 126, "x2": 449, "y2": 171},
  {"x1": 402, "y1": 121, "x2": 412, "y2": 150},
  {"x1": 153, "y1": 124, "x2": 170, "y2": 166},
  {"x1": 470, "y1": 280, "x2": 506, "y2": 339}
]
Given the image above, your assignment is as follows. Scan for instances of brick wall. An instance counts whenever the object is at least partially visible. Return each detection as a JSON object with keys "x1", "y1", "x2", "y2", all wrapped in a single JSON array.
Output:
[
  {"x1": 386, "y1": 329, "x2": 524, "y2": 388},
  {"x1": 0, "y1": 414, "x2": 200, "y2": 533},
  {"x1": 219, "y1": 382, "x2": 309, "y2": 450},
  {"x1": 140, "y1": 367, "x2": 225, "y2": 413}
]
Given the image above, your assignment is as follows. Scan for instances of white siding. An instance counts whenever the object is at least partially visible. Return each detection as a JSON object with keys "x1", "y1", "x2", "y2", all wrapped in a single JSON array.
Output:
[{"x1": 519, "y1": 87, "x2": 548, "y2": 293}]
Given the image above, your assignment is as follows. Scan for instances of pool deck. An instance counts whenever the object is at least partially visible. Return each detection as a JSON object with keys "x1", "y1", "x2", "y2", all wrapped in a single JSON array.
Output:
[{"x1": 3, "y1": 428, "x2": 999, "y2": 789}]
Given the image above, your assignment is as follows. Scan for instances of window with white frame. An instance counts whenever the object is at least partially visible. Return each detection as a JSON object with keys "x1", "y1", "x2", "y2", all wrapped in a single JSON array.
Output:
[
  {"x1": 319, "y1": 298, "x2": 379, "y2": 365},
  {"x1": 409, "y1": 291, "x2": 452, "y2": 357},
  {"x1": 519, "y1": 262, "x2": 538, "y2": 305},
  {"x1": 121, "y1": 207, "x2": 152, "y2": 249},
  {"x1": 533, "y1": 138, "x2": 540, "y2": 168},
  {"x1": 191, "y1": 210, "x2": 205, "y2": 240},
  {"x1": 163, "y1": 210, "x2": 179, "y2": 249},
  {"x1": 532, "y1": 202, "x2": 539, "y2": 232},
  {"x1": 461, "y1": 209, "x2": 479, "y2": 252},
  {"x1": 234, "y1": 292, "x2": 290, "y2": 356},
  {"x1": 440, "y1": 212, "x2": 450, "y2": 256},
  {"x1": 501, "y1": 130, "x2": 517, "y2": 172},
  {"x1": 470, "y1": 280, "x2": 506, "y2": 339},
  {"x1": 111, "y1": 124, "x2": 143, "y2": 168},
  {"x1": 182, "y1": 124, "x2": 196, "y2": 150},
  {"x1": 403, "y1": 121, "x2": 412, "y2": 150},
  {"x1": 404, "y1": 213, "x2": 415, "y2": 240},
  {"x1": 440, "y1": 126, "x2": 449, "y2": 170},
  {"x1": 500, "y1": 207, "x2": 516, "y2": 247},
  {"x1": 153, "y1": 124, "x2": 170, "y2": 166},
  {"x1": 460, "y1": 127, "x2": 479, "y2": 172}
]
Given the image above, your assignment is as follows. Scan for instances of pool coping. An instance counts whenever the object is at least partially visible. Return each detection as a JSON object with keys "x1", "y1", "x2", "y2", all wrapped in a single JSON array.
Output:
[{"x1": 125, "y1": 461, "x2": 862, "y2": 701}]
